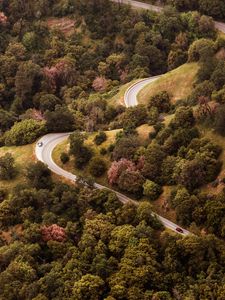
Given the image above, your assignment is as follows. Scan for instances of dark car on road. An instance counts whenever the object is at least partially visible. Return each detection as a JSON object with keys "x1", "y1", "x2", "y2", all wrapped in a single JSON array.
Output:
[{"x1": 176, "y1": 227, "x2": 184, "y2": 233}]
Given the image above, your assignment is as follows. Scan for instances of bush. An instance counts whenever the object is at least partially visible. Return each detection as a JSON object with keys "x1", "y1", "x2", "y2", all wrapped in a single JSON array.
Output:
[
  {"x1": 214, "y1": 104, "x2": 225, "y2": 136},
  {"x1": 143, "y1": 180, "x2": 162, "y2": 200},
  {"x1": 148, "y1": 91, "x2": 171, "y2": 113},
  {"x1": 0, "y1": 153, "x2": 16, "y2": 180},
  {"x1": 94, "y1": 131, "x2": 107, "y2": 145},
  {"x1": 100, "y1": 147, "x2": 107, "y2": 155},
  {"x1": 188, "y1": 38, "x2": 215, "y2": 62},
  {"x1": 75, "y1": 146, "x2": 92, "y2": 169},
  {"x1": 4, "y1": 119, "x2": 46, "y2": 146},
  {"x1": 26, "y1": 161, "x2": 52, "y2": 189},
  {"x1": 89, "y1": 157, "x2": 107, "y2": 177},
  {"x1": 108, "y1": 143, "x2": 115, "y2": 153},
  {"x1": 60, "y1": 152, "x2": 69, "y2": 164}
]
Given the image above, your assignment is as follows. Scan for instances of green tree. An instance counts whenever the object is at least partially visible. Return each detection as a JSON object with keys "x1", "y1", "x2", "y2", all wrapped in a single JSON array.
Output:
[
  {"x1": 45, "y1": 105, "x2": 75, "y2": 132},
  {"x1": 72, "y1": 274, "x2": 105, "y2": 300},
  {"x1": 143, "y1": 180, "x2": 162, "y2": 200},
  {"x1": 26, "y1": 161, "x2": 52, "y2": 189},
  {"x1": 89, "y1": 157, "x2": 106, "y2": 177},
  {"x1": 4, "y1": 119, "x2": 45, "y2": 146},
  {"x1": 0, "y1": 153, "x2": 16, "y2": 180}
]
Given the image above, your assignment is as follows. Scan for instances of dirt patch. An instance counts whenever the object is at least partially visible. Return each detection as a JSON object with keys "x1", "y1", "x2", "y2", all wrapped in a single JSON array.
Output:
[
  {"x1": 47, "y1": 18, "x2": 75, "y2": 36},
  {"x1": 1, "y1": 224, "x2": 23, "y2": 244}
]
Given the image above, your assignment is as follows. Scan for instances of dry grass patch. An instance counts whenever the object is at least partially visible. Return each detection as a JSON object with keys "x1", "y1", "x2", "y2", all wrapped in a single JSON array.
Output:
[
  {"x1": 0, "y1": 143, "x2": 35, "y2": 190},
  {"x1": 47, "y1": 17, "x2": 75, "y2": 36},
  {"x1": 137, "y1": 63, "x2": 199, "y2": 105}
]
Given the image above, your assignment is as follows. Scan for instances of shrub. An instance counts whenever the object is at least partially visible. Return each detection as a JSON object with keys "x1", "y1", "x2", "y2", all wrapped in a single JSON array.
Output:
[
  {"x1": 75, "y1": 146, "x2": 92, "y2": 169},
  {"x1": 188, "y1": 38, "x2": 215, "y2": 62},
  {"x1": 0, "y1": 153, "x2": 16, "y2": 180},
  {"x1": 100, "y1": 147, "x2": 107, "y2": 155},
  {"x1": 4, "y1": 119, "x2": 46, "y2": 146},
  {"x1": 94, "y1": 131, "x2": 107, "y2": 145},
  {"x1": 214, "y1": 104, "x2": 225, "y2": 136},
  {"x1": 60, "y1": 152, "x2": 69, "y2": 164},
  {"x1": 89, "y1": 157, "x2": 107, "y2": 177},
  {"x1": 148, "y1": 91, "x2": 171, "y2": 113},
  {"x1": 143, "y1": 180, "x2": 162, "y2": 200}
]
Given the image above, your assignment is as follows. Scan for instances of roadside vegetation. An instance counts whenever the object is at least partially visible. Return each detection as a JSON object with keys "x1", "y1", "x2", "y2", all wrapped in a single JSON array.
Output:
[
  {"x1": 2, "y1": 1, "x2": 225, "y2": 299},
  {"x1": 137, "y1": 62, "x2": 199, "y2": 104}
]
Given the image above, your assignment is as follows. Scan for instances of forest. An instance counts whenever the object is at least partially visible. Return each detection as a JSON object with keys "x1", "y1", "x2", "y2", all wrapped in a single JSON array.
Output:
[
  {"x1": 1, "y1": 0, "x2": 225, "y2": 299},
  {"x1": 147, "y1": 0, "x2": 225, "y2": 21}
]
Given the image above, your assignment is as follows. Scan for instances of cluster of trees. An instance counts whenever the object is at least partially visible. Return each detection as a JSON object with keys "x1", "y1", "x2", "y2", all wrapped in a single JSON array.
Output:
[
  {"x1": 186, "y1": 37, "x2": 225, "y2": 135},
  {"x1": 1, "y1": 165, "x2": 225, "y2": 299},
  {"x1": 0, "y1": 0, "x2": 218, "y2": 145},
  {"x1": 107, "y1": 105, "x2": 221, "y2": 195},
  {"x1": 163, "y1": 0, "x2": 225, "y2": 21}
]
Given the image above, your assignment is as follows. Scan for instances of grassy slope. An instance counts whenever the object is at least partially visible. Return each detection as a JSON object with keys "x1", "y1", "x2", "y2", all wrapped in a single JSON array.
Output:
[
  {"x1": 137, "y1": 63, "x2": 199, "y2": 105},
  {"x1": 0, "y1": 144, "x2": 35, "y2": 190}
]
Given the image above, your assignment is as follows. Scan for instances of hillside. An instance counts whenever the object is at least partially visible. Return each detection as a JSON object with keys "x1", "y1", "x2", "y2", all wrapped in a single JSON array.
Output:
[{"x1": 137, "y1": 63, "x2": 199, "y2": 105}]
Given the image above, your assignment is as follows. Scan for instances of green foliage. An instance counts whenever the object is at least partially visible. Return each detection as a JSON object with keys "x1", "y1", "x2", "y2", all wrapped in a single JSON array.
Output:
[
  {"x1": 26, "y1": 161, "x2": 52, "y2": 189},
  {"x1": 94, "y1": 131, "x2": 107, "y2": 145},
  {"x1": 117, "y1": 169, "x2": 144, "y2": 194},
  {"x1": 60, "y1": 152, "x2": 69, "y2": 164},
  {"x1": 148, "y1": 91, "x2": 171, "y2": 113},
  {"x1": 4, "y1": 119, "x2": 46, "y2": 146},
  {"x1": 214, "y1": 104, "x2": 225, "y2": 136},
  {"x1": 45, "y1": 105, "x2": 75, "y2": 132},
  {"x1": 143, "y1": 180, "x2": 162, "y2": 200},
  {"x1": 188, "y1": 39, "x2": 215, "y2": 62},
  {"x1": 0, "y1": 153, "x2": 16, "y2": 180},
  {"x1": 89, "y1": 157, "x2": 106, "y2": 177}
]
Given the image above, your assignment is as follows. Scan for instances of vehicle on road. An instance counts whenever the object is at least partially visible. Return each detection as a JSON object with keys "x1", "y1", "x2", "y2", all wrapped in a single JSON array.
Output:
[
  {"x1": 37, "y1": 142, "x2": 43, "y2": 147},
  {"x1": 176, "y1": 227, "x2": 184, "y2": 233}
]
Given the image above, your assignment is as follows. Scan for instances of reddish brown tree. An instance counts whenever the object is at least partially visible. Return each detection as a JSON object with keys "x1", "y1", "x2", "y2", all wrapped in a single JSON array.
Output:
[
  {"x1": 41, "y1": 224, "x2": 66, "y2": 242},
  {"x1": 107, "y1": 158, "x2": 136, "y2": 185},
  {"x1": 0, "y1": 12, "x2": 7, "y2": 25}
]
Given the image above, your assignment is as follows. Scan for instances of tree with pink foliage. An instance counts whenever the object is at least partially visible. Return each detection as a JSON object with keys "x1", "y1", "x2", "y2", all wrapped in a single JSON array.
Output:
[
  {"x1": 92, "y1": 76, "x2": 108, "y2": 92},
  {"x1": 0, "y1": 12, "x2": 7, "y2": 25},
  {"x1": 107, "y1": 158, "x2": 136, "y2": 185},
  {"x1": 43, "y1": 58, "x2": 76, "y2": 91},
  {"x1": 41, "y1": 224, "x2": 66, "y2": 242}
]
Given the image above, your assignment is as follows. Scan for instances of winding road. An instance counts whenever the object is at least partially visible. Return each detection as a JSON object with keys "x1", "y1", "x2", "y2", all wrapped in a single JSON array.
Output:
[
  {"x1": 35, "y1": 0, "x2": 225, "y2": 238},
  {"x1": 35, "y1": 77, "x2": 190, "y2": 236}
]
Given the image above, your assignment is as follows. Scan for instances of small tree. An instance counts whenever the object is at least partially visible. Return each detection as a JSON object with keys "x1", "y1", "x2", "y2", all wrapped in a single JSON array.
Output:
[
  {"x1": 94, "y1": 131, "x2": 107, "y2": 145},
  {"x1": 26, "y1": 161, "x2": 52, "y2": 189},
  {"x1": 143, "y1": 180, "x2": 162, "y2": 200},
  {"x1": 107, "y1": 159, "x2": 136, "y2": 185},
  {"x1": 41, "y1": 224, "x2": 66, "y2": 242},
  {"x1": 0, "y1": 153, "x2": 16, "y2": 180},
  {"x1": 60, "y1": 152, "x2": 69, "y2": 164},
  {"x1": 89, "y1": 157, "x2": 106, "y2": 177},
  {"x1": 148, "y1": 91, "x2": 171, "y2": 113},
  {"x1": 214, "y1": 104, "x2": 225, "y2": 136},
  {"x1": 118, "y1": 169, "x2": 144, "y2": 194}
]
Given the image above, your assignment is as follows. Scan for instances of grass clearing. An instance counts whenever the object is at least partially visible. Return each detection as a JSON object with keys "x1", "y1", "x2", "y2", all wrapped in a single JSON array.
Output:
[
  {"x1": 0, "y1": 143, "x2": 35, "y2": 190},
  {"x1": 52, "y1": 129, "x2": 121, "y2": 187},
  {"x1": 137, "y1": 63, "x2": 199, "y2": 105}
]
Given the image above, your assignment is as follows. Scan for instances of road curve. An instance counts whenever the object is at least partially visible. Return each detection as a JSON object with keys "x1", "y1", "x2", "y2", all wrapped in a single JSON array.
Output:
[
  {"x1": 35, "y1": 78, "x2": 190, "y2": 236},
  {"x1": 112, "y1": 0, "x2": 162, "y2": 12},
  {"x1": 112, "y1": 0, "x2": 225, "y2": 33},
  {"x1": 124, "y1": 76, "x2": 160, "y2": 107}
]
